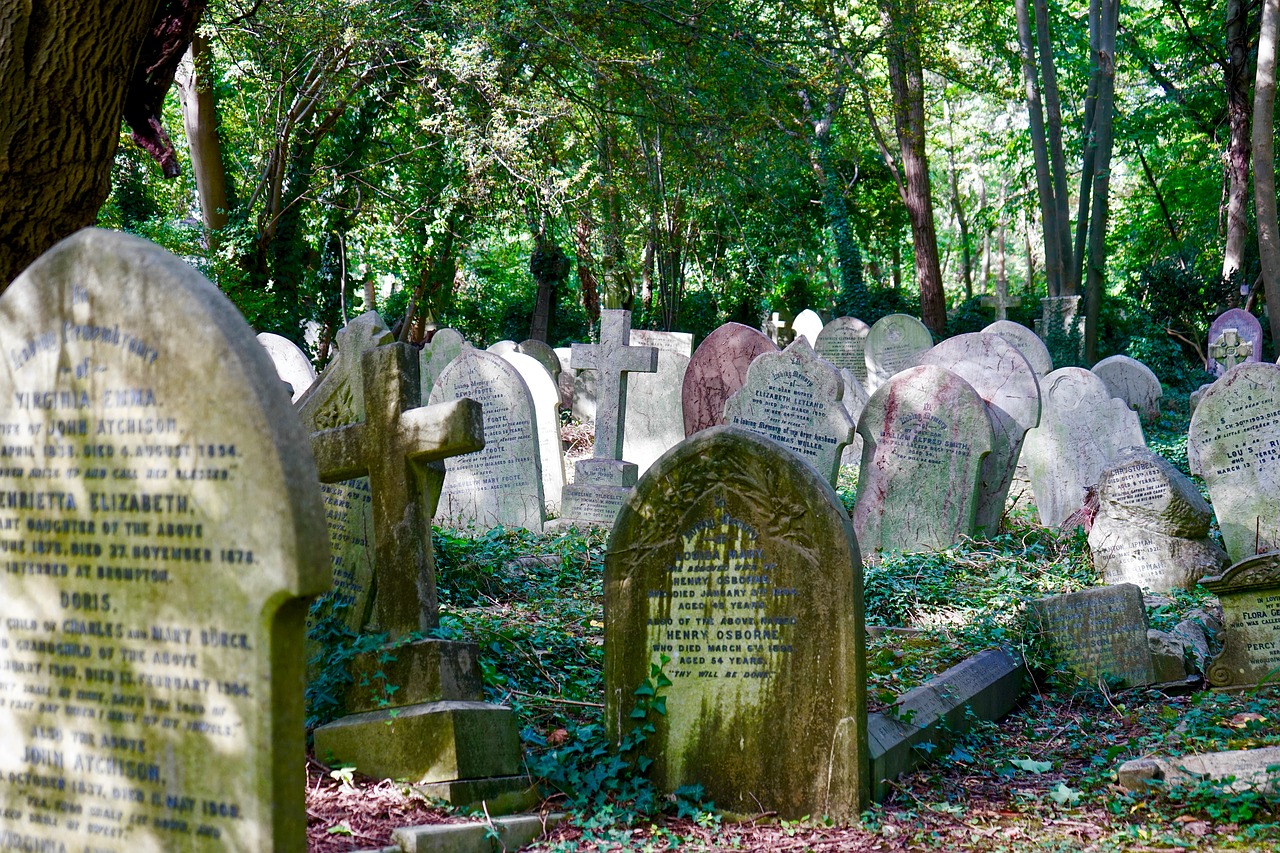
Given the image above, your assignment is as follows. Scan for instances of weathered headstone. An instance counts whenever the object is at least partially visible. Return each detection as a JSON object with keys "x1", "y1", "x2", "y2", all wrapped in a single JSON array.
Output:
[
  {"x1": 1188, "y1": 363, "x2": 1280, "y2": 561},
  {"x1": 1030, "y1": 584, "x2": 1156, "y2": 688},
  {"x1": 722, "y1": 339, "x2": 855, "y2": 485},
  {"x1": 839, "y1": 368, "x2": 869, "y2": 468},
  {"x1": 605, "y1": 427, "x2": 868, "y2": 819},
  {"x1": 516, "y1": 338, "x2": 562, "y2": 386},
  {"x1": 913, "y1": 332, "x2": 1041, "y2": 535},
  {"x1": 815, "y1": 316, "x2": 872, "y2": 393},
  {"x1": 765, "y1": 311, "x2": 793, "y2": 346},
  {"x1": 429, "y1": 347, "x2": 545, "y2": 532},
  {"x1": 487, "y1": 340, "x2": 517, "y2": 356},
  {"x1": 863, "y1": 313, "x2": 933, "y2": 393},
  {"x1": 682, "y1": 322, "x2": 778, "y2": 436},
  {"x1": 1119, "y1": 746, "x2": 1280, "y2": 794},
  {"x1": 1201, "y1": 551, "x2": 1280, "y2": 690},
  {"x1": 1092, "y1": 354, "x2": 1162, "y2": 422},
  {"x1": 258, "y1": 331, "x2": 316, "y2": 401},
  {"x1": 0, "y1": 229, "x2": 330, "y2": 850},
  {"x1": 559, "y1": 310, "x2": 658, "y2": 526},
  {"x1": 420, "y1": 328, "x2": 466, "y2": 400},
  {"x1": 979, "y1": 277, "x2": 1022, "y2": 320},
  {"x1": 790, "y1": 308, "x2": 824, "y2": 347},
  {"x1": 852, "y1": 365, "x2": 994, "y2": 558},
  {"x1": 298, "y1": 314, "x2": 392, "y2": 643},
  {"x1": 1021, "y1": 367, "x2": 1145, "y2": 527},
  {"x1": 1207, "y1": 308, "x2": 1263, "y2": 376},
  {"x1": 983, "y1": 319, "x2": 1053, "y2": 379},
  {"x1": 1087, "y1": 447, "x2": 1227, "y2": 592},
  {"x1": 501, "y1": 351, "x2": 567, "y2": 514},
  {"x1": 630, "y1": 329, "x2": 694, "y2": 357},
  {"x1": 310, "y1": 342, "x2": 530, "y2": 804},
  {"x1": 554, "y1": 346, "x2": 575, "y2": 410},
  {"x1": 621, "y1": 349, "x2": 691, "y2": 477}
]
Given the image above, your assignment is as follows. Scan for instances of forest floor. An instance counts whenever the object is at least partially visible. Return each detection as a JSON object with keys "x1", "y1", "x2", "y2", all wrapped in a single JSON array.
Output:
[{"x1": 304, "y1": 396, "x2": 1280, "y2": 852}]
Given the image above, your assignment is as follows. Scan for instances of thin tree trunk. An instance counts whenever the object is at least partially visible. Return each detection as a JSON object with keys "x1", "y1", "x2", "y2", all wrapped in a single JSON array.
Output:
[
  {"x1": 1084, "y1": 0, "x2": 1120, "y2": 363},
  {"x1": 881, "y1": 0, "x2": 946, "y2": 334},
  {"x1": 945, "y1": 103, "x2": 973, "y2": 298},
  {"x1": 1015, "y1": 0, "x2": 1065, "y2": 297},
  {"x1": 1255, "y1": 0, "x2": 1280, "y2": 350},
  {"x1": 176, "y1": 34, "x2": 230, "y2": 237},
  {"x1": 1224, "y1": 0, "x2": 1253, "y2": 289},
  {"x1": 1034, "y1": 0, "x2": 1075, "y2": 291},
  {"x1": 1071, "y1": 0, "x2": 1102, "y2": 292},
  {"x1": 575, "y1": 211, "x2": 601, "y2": 326},
  {"x1": 1136, "y1": 146, "x2": 1181, "y2": 243}
]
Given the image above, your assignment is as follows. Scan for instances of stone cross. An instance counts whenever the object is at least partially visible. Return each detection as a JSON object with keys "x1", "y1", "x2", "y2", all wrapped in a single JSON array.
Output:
[
  {"x1": 767, "y1": 311, "x2": 792, "y2": 346},
  {"x1": 980, "y1": 278, "x2": 1022, "y2": 320},
  {"x1": 572, "y1": 309, "x2": 658, "y2": 459},
  {"x1": 311, "y1": 342, "x2": 483, "y2": 637},
  {"x1": 1209, "y1": 328, "x2": 1254, "y2": 371}
]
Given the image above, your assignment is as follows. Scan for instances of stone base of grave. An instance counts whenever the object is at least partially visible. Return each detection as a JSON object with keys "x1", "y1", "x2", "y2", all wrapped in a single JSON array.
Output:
[
  {"x1": 556, "y1": 458, "x2": 637, "y2": 527},
  {"x1": 313, "y1": 700, "x2": 522, "y2": 783},
  {"x1": 415, "y1": 775, "x2": 542, "y2": 814}
]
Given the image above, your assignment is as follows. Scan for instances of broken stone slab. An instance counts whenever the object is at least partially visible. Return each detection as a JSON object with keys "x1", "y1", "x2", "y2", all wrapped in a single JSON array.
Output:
[
  {"x1": 1118, "y1": 746, "x2": 1280, "y2": 794},
  {"x1": 351, "y1": 813, "x2": 566, "y2": 853},
  {"x1": 867, "y1": 648, "x2": 1024, "y2": 802}
]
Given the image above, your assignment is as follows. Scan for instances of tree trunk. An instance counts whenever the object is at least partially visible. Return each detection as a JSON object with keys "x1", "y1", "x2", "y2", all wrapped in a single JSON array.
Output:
[
  {"x1": 945, "y1": 104, "x2": 973, "y2": 299},
  {"x1": 1224, "y1": 0, "x2": 1253, "y2": 290},
  {"x1": 0, "y1": 1, "x2": 167, "y2": 285},
  {"x1": 1255, "y1": 0, "x2": 1280, "y2": 350},
  {"x1": 176, "y1": 33, "x2": 230, "y2": 236},
  {"x1": 1071, "y1": 0, "x2": 1102, "y2": 292},
  {"x1": 1034, "y1": 0, "x2": 1075, "y2": 292},
  {"x1": 529, "y1": 229, "x2": 569, "y2": 343},
  {"x1": 1084, "y1": 0, "x2": 1120, "y2": 364},
  {"x1": 1015, "y1": 0, "x2": 1065, "y2": 297},
  {"x1": 575, "y1": 211, "x2": 601, "y2": 326},
  {"x1": 881, "y1": 0, "x2": 946, "y2": 335}
]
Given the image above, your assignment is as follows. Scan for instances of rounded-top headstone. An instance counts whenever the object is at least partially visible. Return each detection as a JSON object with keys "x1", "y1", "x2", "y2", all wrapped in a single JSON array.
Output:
[
  {"x1": 864, "y1": 313, "x2": 933, "y2": 392},
  {"x1": 983, "y1": 319, "x2": 1053, "y2": 379},
  {"x1": 681, "y1": 322, "x2": 778, "y2": 436},
  {"x1": 815, "y1": 316, "x2": 872, "y2": 392},
  {"x1": 1188, "y1": 362, "x2": 1280, "y2": 562},
  {"x1": 500, "y1": 350, "x2": 566, "y2": 514},
  {"x1": 1207, "y1": 308, "x2": 1263, "y2": 375},
  {"x1": 487, "y1": 339, "x2": 518, "y2": 356},
  {"x1": 790, "y1": 308, "x2": 825, "y2": 347},
  {"x1": 421, "y1": 328, "x2": 465, "y2": 400},
  {"x1": 0, "y1": 229, "x2": 330, "y2": 850},
  {"x1": 1092, "y1": 354, "x2": 1162, "y2": 422},
  {"x1": 516, "y1": 338, "x2": 562, "y2": 382},
  {"x1": 605, "y1": 426, "x2": 867, "y2": 819},
  {"x1": 257, "y1": 332, "x2": 316, "y2": 401}
]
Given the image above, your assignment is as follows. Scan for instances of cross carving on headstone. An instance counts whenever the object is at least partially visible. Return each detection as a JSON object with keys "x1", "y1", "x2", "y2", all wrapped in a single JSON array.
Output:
[
  {"x1": 571, "y1": 310, "x2": 658, "y2": 460},
  {"x1": 311, "y1": 342, "x2": 483, "y2": 637},
  {"x1": 980, "y1": 278, "x2": 1022, "y2": 320},
  {"x1": 1209, "y1": 328, "x2": 1254, "y2": 371}
]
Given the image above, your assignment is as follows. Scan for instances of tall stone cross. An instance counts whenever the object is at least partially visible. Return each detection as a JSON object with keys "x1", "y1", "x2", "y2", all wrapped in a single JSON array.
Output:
[
  {"x1": 767, "y1": 311, "x2": 792, "y2": 346},
  {"x1": 1209, "y1": 328, "x2": 1253, "y2": 371},
  {"x1": 980, "y1": 277, "x2": 1022, "y2": 320},
  {"x1": 311, "y1": 342, "x2": 483, "y2": 637},
  {"x1": 572, "y1": 309, "x2": 658, "y2": 460}
]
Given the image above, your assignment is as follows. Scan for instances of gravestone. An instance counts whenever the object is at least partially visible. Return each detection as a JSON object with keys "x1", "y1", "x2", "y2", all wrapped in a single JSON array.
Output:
[
  {"x1": 1088, "y1": 447, "x2": 1227, "y2": 592},
  {"x1": 605, "y1": 427, "x2": 868, "y2": 819},
  {"x1": 560, "y1": 310, "x2": 658, "y2": 526},
  {"x1": 839, "y1": 368, "x2": 869, "y2": 468},
  {"x1": 421, "y1": 328, "x2": 466, "y2": 400},
  {"x1": 622, "y1": 349, "x2": 691, "y2": 477},
  {"x1": 765, "y1": 311, "x2": 793, "y2": 346},
  {"x1": 863, "y1": 313, "x2": 933, "y2": 393},
  {"x1": 790, "y1": 308, "x2": 824, "y2": 347},
  {"x1": 501, "y1": 351, "x2": 567, "y2": 514},
  {"x1": 1201, "y1": 551, "x2": 1280, "y2": 690},
  {"x1": 630, "y1": 329, "x2": 694, "y2": 357},
  {"x1": 516, "y1": 338, "x2": 562, "y2": 386},
  {"x1": 258, "y1": 331, "x2": 316, "y2": 401},
  {"x1": 1022, "y1": 367, "x2": 1145, "y2": 527},
  {"x1": 913, "y1": 332, "x2": 1041, "y2": 535},
  {"x1": 429, "y1": 347, "x2": 545, "y2": 532},
  {"x1": 0, "y1": 228, "x2": 330, "y2": 850},
  {"x1": 487, "y1": 340, "x2": 517, "y2": 356},
  {"x1": 1207, "y1": 308, "x2": 1263, "y2": 375},
  {"x1": 1188, "y1": 363, "x2": 1280, "y2": 562},
  {"x1": 852, "y1": 365, "x2": 994, "y2": 558},
  {"x1": 1030, "y1": 584, "x2": 1155, "y2": 688},
  {"x1": 310, "y1": 343, "x2": 529, "y2": 804},
  {"x1": 983, "y1": 319, "x2": 1053, "y2": 379},
  {"x1": 1120, "y1": 745, "x2": 1280, "y2": 794},
  {"x1": 722, "y1": 338, "x2": 855, "y2": 485},
  {"x1": 298, "y1": 314, "x2": 392, "y2": 645},
  {"x1": 815, "y1": 316, "x2": 872, "y2": 392},
  {"x1": 1092, "y1": 354, "x2": 1162, "y2": 422},
  {"x1": 682, "y1": 322, "x2": 779, "y2": 436},
  {"x1": 554, "y1": 346, "x2": 575, "y2": 410}
]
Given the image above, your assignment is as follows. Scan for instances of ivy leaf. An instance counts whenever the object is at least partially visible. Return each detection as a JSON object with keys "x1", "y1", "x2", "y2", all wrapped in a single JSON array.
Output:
[
  {"x1": 1047, "y1": 782, "x2": 1081, "y2": 805},
  {"x1": 1010, "y1": 758, "x2": 1052, "y2": 774}
]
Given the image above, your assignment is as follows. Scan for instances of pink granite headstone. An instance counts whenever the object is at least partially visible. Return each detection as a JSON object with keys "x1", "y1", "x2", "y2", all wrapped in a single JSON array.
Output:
[{"x1": 681, "y1": 322, "x2": 778, "y2": 436}]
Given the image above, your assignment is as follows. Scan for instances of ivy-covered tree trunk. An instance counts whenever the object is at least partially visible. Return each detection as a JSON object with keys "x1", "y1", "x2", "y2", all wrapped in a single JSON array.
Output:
[
  {"x1": 1015, "y1": 0, "x2": 1065, "y2": 297},
  {"x1": 1223, "y1": 0, "x2": 1253, "y2": 292},
  {"x1": 529, "y1": 230, "x2": 569, "y2": 343},
  {"x1": 1083, "y1": 0, "x2": 1119, "y2": 363},
  {"x1": 0, "y1": 1, "x2": 166, "y2": 285},
  {"x1": 1255, "y1": 0, "x2": 1280, "y2": 349}
]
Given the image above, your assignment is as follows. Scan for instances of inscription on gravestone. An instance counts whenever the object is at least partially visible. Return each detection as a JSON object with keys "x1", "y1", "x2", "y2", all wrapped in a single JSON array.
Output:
[
  {"x1": 1202, "y1": 551, "x2": 1280, "y2": 690},
  {"x1": 1031, "y1": 584, "x2": 1154, "y2": 688},
  {"x1": 0, "y1": 229, "x2": 330, "y2": 850}
]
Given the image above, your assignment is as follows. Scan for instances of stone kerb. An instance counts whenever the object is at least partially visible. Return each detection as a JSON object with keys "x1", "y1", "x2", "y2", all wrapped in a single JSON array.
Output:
[
  {"x1": 605, "y1": 426, "x2": 868, "y2": 820},
  {"x1": 912, "y1": 332, "x2": 1041, "y2": 535},
  {"x1": 0, "y1": 228, "x2": 330, "y2": 850},
  {"x1": 722, "y1": 338, "x2": 855, "y2": 485},
  {"x1": 852, "y1": 364, "x2": 994, "y2": 558},
  {"x1": 1188, "y1": 362, "x2": 1280, "y2": 562}
]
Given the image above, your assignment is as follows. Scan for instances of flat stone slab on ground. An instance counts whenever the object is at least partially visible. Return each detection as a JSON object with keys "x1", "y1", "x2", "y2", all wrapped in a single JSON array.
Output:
[{"x1": 1119, "y1": 746, "x2": 1280, "y2": 794}]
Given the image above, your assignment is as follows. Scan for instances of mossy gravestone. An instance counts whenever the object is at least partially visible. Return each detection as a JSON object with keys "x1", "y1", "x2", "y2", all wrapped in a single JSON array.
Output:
[
  {"x1": 863, "y1": 313, "x2": 932, "y2": 393},
  {"x1": 1201, "y1": 551, "x2": 1280, "y2": 690},
  {"x1": 605, "y1": 427, "x2": 868, "y2": 819},
  {"x1": 0, "y1": 229, "x2": 330, "y2": 850}
]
